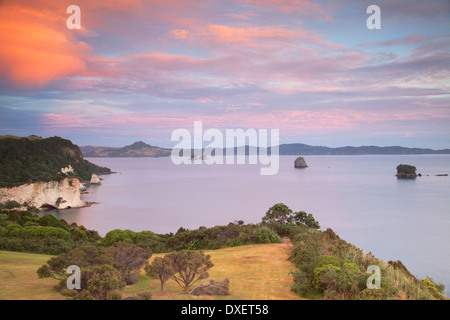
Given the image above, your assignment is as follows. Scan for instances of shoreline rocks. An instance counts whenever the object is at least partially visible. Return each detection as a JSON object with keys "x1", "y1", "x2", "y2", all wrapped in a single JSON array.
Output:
[
  {"x1": 90, "y1": 173, "x2": 101, "y2": 184},
  {"x1": 294, "y1": 157, "x2": 308, "y2": 168}
]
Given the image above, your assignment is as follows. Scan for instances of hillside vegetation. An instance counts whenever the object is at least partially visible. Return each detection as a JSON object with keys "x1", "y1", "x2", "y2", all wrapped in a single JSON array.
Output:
[
  {"x1": 0, "y1": 136, "x2": 111, "y2": 188},
  {"x1": 0, "y1": 203, "x2": 446, "y2": 300}
]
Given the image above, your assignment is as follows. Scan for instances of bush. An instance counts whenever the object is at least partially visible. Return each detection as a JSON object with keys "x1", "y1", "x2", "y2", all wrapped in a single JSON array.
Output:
[
  {"x1": 254, "y1": 227, "x2": 280, "y2": 243},
  {"x1": 102, "y1": 229, "x2": 135, "y2": 246},
  {"x1": 135, "y1": 292, "x2": 152, "y2": 300},
  {"x1": 2, "y1": 201, "x2": 21, "y2": 209}
]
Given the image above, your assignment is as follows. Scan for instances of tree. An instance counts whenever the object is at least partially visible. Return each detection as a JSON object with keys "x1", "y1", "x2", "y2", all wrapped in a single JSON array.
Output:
[
  {"x1": 85, "y1": 265, "x2": 125, "y2": 300},
  {"x1": 37, "y1": 244, "x2": 147, "y2": 299},
  {"x1": 262, "y1": 204, "x2": 320, "y2": 230},
  {"x1": 166, "y1": 250, "x2": 214, "y2": 293},
  {"x1": 262, "y1": 203, "x2": 293, "y2": 224},
  {"x1": 144, "y1": 256, "x2": 175, "y2": 294},
  {"x1": 107, "y1": 242, "x2": 152, "y2": 284}
]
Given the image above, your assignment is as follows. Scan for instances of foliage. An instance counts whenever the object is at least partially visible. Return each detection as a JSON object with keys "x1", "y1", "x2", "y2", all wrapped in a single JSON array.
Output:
[
  {"x1": 106, "y1": 242, "x2": 152, "y2": 285},
  {"x1": 262, "y1": 203, "x2": 293, "y2": 224},
  {"x1": 0, "y1": 210, "x2": 101, "y2": 254},
  {"x1": 166, "y1": 250, "x2": 214, "y2": 293},
  {"x1": 37, "y1": 243, "x2": 147, "y2": 300},
  {"x1": 0, "y1": 201, "x2": 21, "y2": 210},
  {"x1": 262, "y1": 203, "x2": 320, "y2": 230},
  {"x1": 420, "y1": 278, "x2": 447, "y2": 300},
  {"x1": 144, "y1": 256, "x2": 175, "y2": 293},
  {"x1": 0, "y1": 136, "x2": 111, "y2": 187},
  {"x1": 253, "y1": 226, "x2": 280, "y2": 243},
  {"x1": 289, "y1": 227, "x2": 447, "y2": 300},
  {"x1": 396, "y1": 164, "x2": 417, "y2": 175}
]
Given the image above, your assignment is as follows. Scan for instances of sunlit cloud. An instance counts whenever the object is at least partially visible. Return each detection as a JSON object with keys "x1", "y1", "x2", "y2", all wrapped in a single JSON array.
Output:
[{"x1": 0, "y1": 0, "x2": 449, "y2": 148}]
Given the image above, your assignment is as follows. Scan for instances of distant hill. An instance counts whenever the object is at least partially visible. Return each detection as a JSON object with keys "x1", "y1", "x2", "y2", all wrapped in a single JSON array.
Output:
[
  {"x1": 0, "y1": 136, "x2": 111, "y2": 188},
  {"x1": 81, "y1": 140, "x2": 450, "y2": 158},
  {"x1": 175, "y1": 144, "x2": 450, "y2": 156},
  {"x1": 278, "y1": 143, "x2": 450, "y2": 155},
  {"x1": 80, "y1": 141, "x2": 171, "y2": 158}
]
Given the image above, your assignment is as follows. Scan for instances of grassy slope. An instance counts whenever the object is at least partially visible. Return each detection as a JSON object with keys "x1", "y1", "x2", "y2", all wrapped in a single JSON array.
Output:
[
  {"x1": 0, "y1": 251, "x2": 62, "y2": 300},
  {"x1": 0, "y1": 241, "x2": 301, "y2": 300},
  {"x1": 122, "y1": 241, "x2": 302, "y2": 300}
]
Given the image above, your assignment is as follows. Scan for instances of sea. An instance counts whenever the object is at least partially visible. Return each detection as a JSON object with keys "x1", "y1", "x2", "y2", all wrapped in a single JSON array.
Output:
[{"x1": 45, "y1": 155, "x2": 450, "y2": 295}]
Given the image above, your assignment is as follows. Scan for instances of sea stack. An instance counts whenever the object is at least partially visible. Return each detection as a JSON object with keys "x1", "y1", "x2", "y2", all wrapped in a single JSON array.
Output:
[
  {"x1": 294, "y1": 157, "x2": 308, "y2": 168},
  {"x1": 90, "y1": 173, "x2": 101, "y2": 184}
]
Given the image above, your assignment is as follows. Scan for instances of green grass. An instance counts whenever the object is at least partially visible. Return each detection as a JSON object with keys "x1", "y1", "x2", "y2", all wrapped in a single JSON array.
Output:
[
  {"x1": 0, "y1": 250, "x2": 63, "y2": 300},
  {"x1": 122, "y1": 241, "x2": 303, "y2": 300},
  {"x1": 0, "y1": 241, "x2": 302, "y2": 300}
]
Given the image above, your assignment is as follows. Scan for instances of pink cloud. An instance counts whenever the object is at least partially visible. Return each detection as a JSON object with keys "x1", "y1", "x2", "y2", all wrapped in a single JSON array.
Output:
[
  {"x1": 168, "y1": 29, "x2": 190, "y2": 39},
  {"x1": 236, "y1": 0, "x2": 332, "y2": 20},
  {"x1": 0, "y1": 3, "x2": 90, "y2": 88}
]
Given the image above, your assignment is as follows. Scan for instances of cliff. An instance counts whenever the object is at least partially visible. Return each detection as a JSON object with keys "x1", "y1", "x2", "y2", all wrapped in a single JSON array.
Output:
[
  {"x1": 0, "y1": 178, "x2": 85, "y2": 210},
  {"x1": 0, "y1": 135, "x2": 111, "y2": 188}
]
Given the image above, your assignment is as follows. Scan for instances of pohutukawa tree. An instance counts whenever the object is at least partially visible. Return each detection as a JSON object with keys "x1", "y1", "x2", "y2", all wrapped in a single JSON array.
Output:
[{"x1": 166, "y1": 250, "x2": 214, "y2": 293}]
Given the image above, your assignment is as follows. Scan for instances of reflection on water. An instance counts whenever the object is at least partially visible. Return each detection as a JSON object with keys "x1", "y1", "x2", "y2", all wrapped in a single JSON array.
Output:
[{"x1": 43, "y1": 155, "x2": 450, "y2": 294}]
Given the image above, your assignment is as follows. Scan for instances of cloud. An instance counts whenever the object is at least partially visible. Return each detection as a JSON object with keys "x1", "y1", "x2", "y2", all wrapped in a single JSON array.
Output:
[
  {"x1": 236, "y1": 0, "x2": 332, "y2": 20},
  {"x1": 0, "y1": 3, "x2": 90, "y2": 89},
  {"x1": 168, "y1": 29, "x2": 190, "y2": 39}
]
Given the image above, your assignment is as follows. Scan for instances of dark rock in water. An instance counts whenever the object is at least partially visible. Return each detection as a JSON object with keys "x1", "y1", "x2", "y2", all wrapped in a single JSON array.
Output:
[
  {"x1": 396, "y1": 164, "x2": 417, "y2": 179},
  {"x1": 294, "y1": 157, "x2": 308, "y2": 168},
  {"x1": 396, "y1": 173, "x2": 417, "y2": 179},
  {"x1": 435, "y1": 174, "x2": 448, "y2": 176},
  {"x1": 190, "y1": 279, "x2": 230, "y2": 296}
]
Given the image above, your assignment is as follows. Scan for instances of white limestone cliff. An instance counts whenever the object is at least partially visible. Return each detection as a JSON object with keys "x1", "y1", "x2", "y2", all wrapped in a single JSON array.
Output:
[{"x1": 0, "y1": 178, "x2": 86, "y2": 210}]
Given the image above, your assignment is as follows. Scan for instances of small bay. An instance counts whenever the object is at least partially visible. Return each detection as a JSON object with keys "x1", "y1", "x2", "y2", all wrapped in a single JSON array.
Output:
[{"x1": 46, "y1": 155, "x2": 450, "y2": 295}]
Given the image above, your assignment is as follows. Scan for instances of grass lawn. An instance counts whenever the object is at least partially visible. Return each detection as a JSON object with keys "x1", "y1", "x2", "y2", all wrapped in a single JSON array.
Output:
[
  {"x1": 0, "y1": 240, "x2": 302, "y2": 300},
  {"x1": 0, "y1": 250, "x2": 63, "y2": 300},
  {"x1": 122, "y1": 241, "x2": 302, "y2": 300}
]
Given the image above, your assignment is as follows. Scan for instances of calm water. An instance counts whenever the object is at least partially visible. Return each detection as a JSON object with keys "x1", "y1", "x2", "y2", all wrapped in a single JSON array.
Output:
[{"x1": 48, "y1": 155, "x2": 450, "y2": 294}]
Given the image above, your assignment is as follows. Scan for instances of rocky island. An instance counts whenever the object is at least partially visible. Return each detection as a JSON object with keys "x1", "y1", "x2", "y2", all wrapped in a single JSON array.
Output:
[
  {"x1": 396, "y1": 164, "x2": 417, "y2": 179},
  {"x1": 294, "y1": 157, "x2": 308, "y2": 168}
]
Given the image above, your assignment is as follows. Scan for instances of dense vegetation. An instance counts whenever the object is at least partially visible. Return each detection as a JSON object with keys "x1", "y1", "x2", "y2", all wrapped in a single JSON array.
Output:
[
  {"x1": 0, "y1": 210, "x2": 101, "y2": 255},
  {"x1": 0, "y1": 136, "x2": 111, "y2": 187},
  {"x1": 0, "y1": 202, "x2": 446, "y2": 300},
  {"x1": 37, "y1": 243, "x2": 152, "y2": 300},
  {"x1": 288, "y1": 226, "x2": 446, "y2": 300},
  {"x1": 396, "y1": 164, "x2": 417, "y2": 175}
]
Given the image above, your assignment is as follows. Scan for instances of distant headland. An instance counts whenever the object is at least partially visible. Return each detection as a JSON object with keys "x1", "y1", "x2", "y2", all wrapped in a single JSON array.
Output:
[{"x1": 79, "y1": 140, "x2": 450, "y2": 158}]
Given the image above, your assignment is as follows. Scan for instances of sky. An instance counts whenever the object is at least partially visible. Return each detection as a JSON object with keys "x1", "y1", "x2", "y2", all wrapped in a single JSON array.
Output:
[{"x1": 0, "y1": 0, "x2": 449, "y2": 149}]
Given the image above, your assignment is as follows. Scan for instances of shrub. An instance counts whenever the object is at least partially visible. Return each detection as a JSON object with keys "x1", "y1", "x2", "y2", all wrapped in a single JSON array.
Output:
[
  {"x1": 3, "y1": 201, "x2": 21, "y2": 209},
  {"x1": 253, "y1": 227, "x2": 280, "y2": 243},
  {"x1": 102, "y1": 229, "x2": 135, "y2": 246}
]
